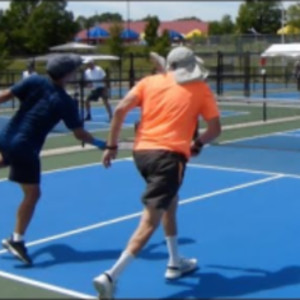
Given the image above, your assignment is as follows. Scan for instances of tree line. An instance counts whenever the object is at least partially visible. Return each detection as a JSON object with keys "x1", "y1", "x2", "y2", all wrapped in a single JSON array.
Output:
[{"x1": 1, "y1": 0, "x2": 300, "y2": 57}]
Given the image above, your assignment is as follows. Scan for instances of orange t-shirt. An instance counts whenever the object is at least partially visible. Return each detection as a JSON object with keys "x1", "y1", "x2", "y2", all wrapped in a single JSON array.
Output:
[{"x1": 130, "y1": 72, "x2": 220, "y2": 159}]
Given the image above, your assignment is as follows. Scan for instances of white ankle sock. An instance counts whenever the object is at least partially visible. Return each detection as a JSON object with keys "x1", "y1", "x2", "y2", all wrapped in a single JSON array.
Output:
[
  {"x1": 166, "y1": 236, "x2": 180, "y2": 266},
  {"x1": 12, "y1": 233, "x2": 23, "y2": 242},
  {"x1": 106, "y1": 251, "x2": 135, "y2": 280}
]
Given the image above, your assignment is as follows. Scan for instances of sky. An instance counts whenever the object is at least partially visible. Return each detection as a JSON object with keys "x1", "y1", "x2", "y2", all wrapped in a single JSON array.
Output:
[{"x1": 0, "y1": 1, "x2": 297, "y2": 22}]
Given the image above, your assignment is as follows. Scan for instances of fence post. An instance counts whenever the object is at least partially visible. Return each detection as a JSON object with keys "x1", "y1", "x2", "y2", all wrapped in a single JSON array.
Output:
[
  {"x1": 105, "y1": 68, "x2": 111, "y2": 99},
  {"x1": 244, "y1": 51, "x2": 251, "y2": 97},
  {"x1": 129, "y1": 52, "x2": 135, "y2": 88},
  {"x1": 79, "y1": 69, "x2": 85, "y2": 147},
  {"x1": 216, "y1": 51, "x2": 223, "y2": 95}
]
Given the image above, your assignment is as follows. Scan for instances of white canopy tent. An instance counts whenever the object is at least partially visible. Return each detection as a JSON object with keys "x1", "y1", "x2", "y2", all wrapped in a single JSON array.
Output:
[
  {"x1": 33, "y1": 53, "x2": 120, "y2": 62},
  {"x1": 49, "y1": 42, "x2": 96, "y2": 52},
  {"x1": 261, "y1": 43, "x2": 300, "y2": 58}
]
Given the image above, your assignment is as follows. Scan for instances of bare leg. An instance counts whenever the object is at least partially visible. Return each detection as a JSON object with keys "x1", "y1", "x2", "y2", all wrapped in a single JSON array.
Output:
[
  {"x1": 162, "y1": 195, "x2": 178, "y2": 237},
  {"x1": 126, "y1": 206, "x2": 164, "y2": 255},
  {"x1": 101, "y1": 89, "x2": 113, "y2": 121},
  {"x1": 15, "y1": 184, "x2": 41, "y2": 235},
  {"x1": 85, "y1": 100, "x2": 91, "y2": 119}
]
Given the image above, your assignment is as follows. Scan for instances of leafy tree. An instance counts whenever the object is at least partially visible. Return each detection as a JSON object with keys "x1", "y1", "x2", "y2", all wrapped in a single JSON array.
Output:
[
  {"x1": 209, "y1": 15, "x2": 235, "y2": 35},
  {"x1": 76, "y1": 12, "x2": 123, "y2": 28},
  {"x1": 235, "y1": 0, "x2": 281, "y2": 34},
  {"x1": 25, "y1": 0, "x2": 79, "y2": 54},
  {"x1": 107, "y1": 22, "x2": 126, "y2": 57},
  {"x1": 0, "y1": 0, "x2": 39, "y2": 55},
  {"x1": 152, "y1": 29, "x2": 171, "y2": 57},
  {"x1": 286, "y1": 3, "x2": 300, "y2": 29},
  {"x1": 144, "y1": 16, "x2": 160, "y2": 48}
]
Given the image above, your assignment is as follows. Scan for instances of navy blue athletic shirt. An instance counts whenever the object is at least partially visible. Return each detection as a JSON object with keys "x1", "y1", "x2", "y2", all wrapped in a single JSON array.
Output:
[{"x1": 0, "y1": 75, "x2": 82, "y2": 153}]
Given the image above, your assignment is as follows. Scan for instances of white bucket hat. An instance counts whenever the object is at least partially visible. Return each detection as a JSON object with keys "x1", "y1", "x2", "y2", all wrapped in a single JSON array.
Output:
[{"x1": 166, "y1": 46, "x2": 209, "y2": 83}]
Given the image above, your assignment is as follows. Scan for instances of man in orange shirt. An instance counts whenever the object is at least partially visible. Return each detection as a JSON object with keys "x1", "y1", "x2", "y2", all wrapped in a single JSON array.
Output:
[{"x1": 93, "y1": 46, "x2": 221, "y2": 299}]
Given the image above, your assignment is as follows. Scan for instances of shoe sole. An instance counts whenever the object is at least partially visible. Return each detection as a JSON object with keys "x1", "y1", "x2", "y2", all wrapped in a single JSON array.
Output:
[
  {"x1": 93, "y1": 279, "x2": 113, "y2": 300},
  {"x1": 165, "y1": 264, "x2": 199, "y2": 280},
  {"x1": 2, "y1": 240, "x2": 31, "y2": 265}
]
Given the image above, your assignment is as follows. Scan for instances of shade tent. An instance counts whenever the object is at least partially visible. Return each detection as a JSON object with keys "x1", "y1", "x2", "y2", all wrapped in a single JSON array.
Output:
[
  {"x1": 167, "y1": 29, "x2": 184, "y2": 40},
  {"x1": 120, "y1": 28, "x2": 139, "y2": 40},
  {"x1": 33, "y1": 53, "x2": 119, "y2": 62},
  {"x1": 88, "y1": 26, "x2": 109, "y2": 39},
  {"x1": 49, "y1": 42, "x2": 96, "y2": 52},
  {"x1": 261, "y1": 43, "x2": 300, "y2": 58},
  {"x1": 185, "y1": 29, "x2": 203, "y2": 39},
  {"x1": 277, "y1": 25, "x2": 300, "y2": 35}
]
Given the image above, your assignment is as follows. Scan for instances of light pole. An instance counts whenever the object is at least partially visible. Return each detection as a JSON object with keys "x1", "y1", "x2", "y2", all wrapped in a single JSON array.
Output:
[
  {"x1": 281, "y1": 1, "x2": 285, "y2": 44},
  {"x1": 127, "y1": 0, "x2": 130, "y2": 31}
]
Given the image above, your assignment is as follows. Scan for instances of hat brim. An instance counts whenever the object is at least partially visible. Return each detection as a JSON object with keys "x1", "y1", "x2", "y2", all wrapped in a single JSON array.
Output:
[{"x1": 172, "y1": 57, "x2": 208, "y2": 84}]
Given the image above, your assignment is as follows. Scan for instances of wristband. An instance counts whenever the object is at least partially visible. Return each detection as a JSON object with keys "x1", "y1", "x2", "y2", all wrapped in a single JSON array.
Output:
[
  {"x1": 195, "y1": 139, "x2": 204, "y2": 148},
  {"x1": 91, "y1": 138, "x2": 107, "y2": 150}
]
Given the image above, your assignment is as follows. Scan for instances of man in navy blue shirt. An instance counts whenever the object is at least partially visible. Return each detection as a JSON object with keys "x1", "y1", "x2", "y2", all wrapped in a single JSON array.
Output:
[{"x1": 0, "y1": 54, "x2": 106, "y2": 265}]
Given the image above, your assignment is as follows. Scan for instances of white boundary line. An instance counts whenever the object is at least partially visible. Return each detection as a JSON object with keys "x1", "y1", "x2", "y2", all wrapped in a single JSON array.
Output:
[
  {"x1": 0, "y1": 270, "x2": 94, "y2": 299},
  {"x1": 0, "y1": 157, "x2": 131, "y2": 184},
  {"x1": 0, "y1": 174, "x2": 282, "y2": 298},
  {"x1": 219, "y1": 127, "x2": 300, "y2": 145},
  {"x1": 188, "y1": 162, "x2": 300, "y2": 180}
]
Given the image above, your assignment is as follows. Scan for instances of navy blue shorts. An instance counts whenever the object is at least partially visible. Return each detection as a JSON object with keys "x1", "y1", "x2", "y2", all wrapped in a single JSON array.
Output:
[{"x1": 0, "y1": 146, "x2": 40, "y2": 185}]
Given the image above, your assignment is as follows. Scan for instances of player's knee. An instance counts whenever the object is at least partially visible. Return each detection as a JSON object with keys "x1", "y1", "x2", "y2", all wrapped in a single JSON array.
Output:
[{"x1": 24, "y1": 187, "x2": 41, "y2": 203}]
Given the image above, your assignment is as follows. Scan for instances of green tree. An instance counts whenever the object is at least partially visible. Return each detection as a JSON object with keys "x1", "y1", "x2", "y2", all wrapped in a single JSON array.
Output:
[
  {"x1": 144, "y1": 16, "x2": 160, "y2": 47},
  {"x1": 209, "y1": 15, "x2": 235, "y2": 35},
  {"x1": 236, "y1": 0, "x2": 281, "y2": 34},
  {"x1": 107, "y1": 22, "x2": 126, "y2": 57},
  {"x1": 0, "y1": 0, "x2": 39, "y2": 55},
  {"x1": 25, "y1": 0, "x2": 79, "y2": 54},
  {"x1": 286, "y1": 3, "x2": 300, "y2": 29},
  {"x1": 152, "y1": 29, "x2": 171, "y2": 57}
]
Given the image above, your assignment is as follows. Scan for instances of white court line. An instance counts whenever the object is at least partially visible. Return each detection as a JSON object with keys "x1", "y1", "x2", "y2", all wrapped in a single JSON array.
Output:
[
  {"x1": 220, "y1": 127, "x2": 300, "y2": 145},
  {"x1": 0, "y1": 173, "x2": 282, "y2": 255},
  {"x1": 275, "y1": 133, "x2": 300, "y2": 138},
  {"x1": 188, "y1": 162, "x2": 279, "y2": 177},
  {"x1": 0, "y1": 158, "x2": 130, "y2": 184},
  {"x1": 0, "y1": 270, "x2": 94, "y2": 299},
  {"x1": 188, "y1": 163, "x2": 300, "y2": 180}
]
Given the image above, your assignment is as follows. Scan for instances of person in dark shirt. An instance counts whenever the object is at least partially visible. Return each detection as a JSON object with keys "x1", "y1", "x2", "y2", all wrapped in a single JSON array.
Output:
[{"x1": 0, "y1": 54, "x2": 106, "y2": 265}]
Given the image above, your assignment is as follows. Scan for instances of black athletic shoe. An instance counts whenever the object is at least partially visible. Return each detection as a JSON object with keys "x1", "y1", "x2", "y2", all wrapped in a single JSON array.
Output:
[{"x1": 2, "y1": 237, "x2": 32, "y2": 265}]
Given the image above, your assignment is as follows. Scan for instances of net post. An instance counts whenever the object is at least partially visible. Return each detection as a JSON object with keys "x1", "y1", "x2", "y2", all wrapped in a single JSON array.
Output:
[
  {"x1": 262, "y1": 70, "x2": 267, "y2": 99},
  {"x1": 244, "y1": 51, "x2": 251, "y2": 97},
  {"x1": 129, "y1": 52, "x2": 135, "y2": 88},
  {"x1": 263, "y1": 101, "x2": 267, "y2": 122},
  {"x1": 79, "y1": 69, "x2": 85, "y2": 148},
  {"x1": 216, "y1": 51, "x2": 223, "y2": 95}
]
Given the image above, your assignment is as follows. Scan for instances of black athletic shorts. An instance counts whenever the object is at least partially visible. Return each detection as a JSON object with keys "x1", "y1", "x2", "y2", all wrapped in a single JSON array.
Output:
[
  {"x1": 133, "y1": 150, "x2": 187, "y2": 210},
  {"x1": 0, "y1": 146, "x2": 41, "y2": 184},
  {"x1": 87, "y1": 87, "x2": 107, "y2": 101}
]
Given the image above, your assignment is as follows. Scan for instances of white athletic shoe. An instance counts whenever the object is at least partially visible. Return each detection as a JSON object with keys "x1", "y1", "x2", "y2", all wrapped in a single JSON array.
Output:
[
  {"x1": 93, "y1": 273, "x2": 116, "y2": 300},
  {"x1": 165, "y1": 257, "x2": 198, "y2": 280}
]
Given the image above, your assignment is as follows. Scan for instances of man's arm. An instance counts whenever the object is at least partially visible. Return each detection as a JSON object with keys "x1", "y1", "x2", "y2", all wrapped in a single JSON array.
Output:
[
  {"x1": 191, "y1": 117, "x2": 221, "y2": 155},
  {"x1": 106, "y1": 93, "x2": 140, "y2": 148},
  {"x1": 73, "y1": 127, "x2": 106, "y2": 149},
  {"x1": 0, "y1": 89, "x2": 14, "y2": 104}
]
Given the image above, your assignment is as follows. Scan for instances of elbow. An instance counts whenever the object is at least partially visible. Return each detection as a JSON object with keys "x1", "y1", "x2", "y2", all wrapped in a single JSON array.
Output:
[{"x1": 114, "y1": 106, "x2": 126, "y2": 118}]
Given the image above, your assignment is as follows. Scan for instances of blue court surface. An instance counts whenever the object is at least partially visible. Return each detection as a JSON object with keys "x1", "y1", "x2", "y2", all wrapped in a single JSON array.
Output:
[{"x1": 0, "y1": 129, "x2": 300, "y2": 299}]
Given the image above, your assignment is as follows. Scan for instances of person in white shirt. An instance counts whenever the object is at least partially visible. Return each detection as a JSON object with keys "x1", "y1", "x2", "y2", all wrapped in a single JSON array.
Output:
[
  {"x1": 22, "y1": 60, "x2": 37, "y2": 80},
  {"x1": 84, "y1": 59, "x2": 112, "y2": 121}
]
